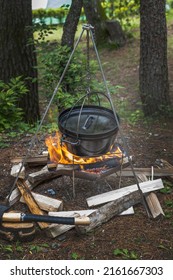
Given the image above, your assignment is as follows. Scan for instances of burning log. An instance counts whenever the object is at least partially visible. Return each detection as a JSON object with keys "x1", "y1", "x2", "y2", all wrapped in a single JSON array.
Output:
[
  {"x1": 80, "y1": 157, "x2": 123, "y2": 170},
  {"x1": 28, "y1": 165, "x2": 79, "y2": 185},
  {"x1": 28, "y1": 157, "x2": 130, "y2": 186}
]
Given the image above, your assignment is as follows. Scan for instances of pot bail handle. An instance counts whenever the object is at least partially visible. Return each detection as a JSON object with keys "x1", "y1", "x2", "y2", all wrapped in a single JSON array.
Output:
[
  {"x1": 82, "y1": 115, "x2": 94, "y2": 130},
  {"x1": 61, "y1": 137, "x2": 80, "y2": 146}
]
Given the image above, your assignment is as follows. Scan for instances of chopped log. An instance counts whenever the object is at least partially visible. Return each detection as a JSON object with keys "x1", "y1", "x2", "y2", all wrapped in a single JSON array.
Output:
[
  {"x1": 87, "y1": 179, "x2": 164, "y2": 207},
  {"x1": 46, "y1": 210, "x2": 96, "y2": 238},
  {"x1": 28, "y1": 158, "x2": 130, "y2": 185},
  {"x1": 10, "y1": 163, "x2": 25, "y2": 179},
  {"x1": 111, "y1": 167, "x2": 173, "y2": 178},
  {"x1": 16, "y1": 179, "x2": 49, "y2": 229},
  {"x1": 145, "y1": 192, "x2": 165, "y2": 218},
  {"x1": 136, "y1": 174, "x2": 164, "y2": 219},
  {"x1": 28, "y1": 165, "x2": 76, "y2": 185},
  {"x1": 20, "y1": 192, "x2": 63, "y2": 212},
  {"x1": 7, "y1": 180, "x2": 37, "y2": 206},
  {"x1": 78, "y1": 190, "x2": 141, "y2": 234},
  {"x1": 11, "y1": 155, "x2": 48, "y2": 166}
]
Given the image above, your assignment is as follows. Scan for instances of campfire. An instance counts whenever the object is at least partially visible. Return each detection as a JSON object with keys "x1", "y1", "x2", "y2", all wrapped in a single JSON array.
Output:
[
  {"x1": 45, "y1": 131, "x2": 125, "y2": 172},
  {"x1": 0, "y1": 24, "x2": 167, "y2": 243}
]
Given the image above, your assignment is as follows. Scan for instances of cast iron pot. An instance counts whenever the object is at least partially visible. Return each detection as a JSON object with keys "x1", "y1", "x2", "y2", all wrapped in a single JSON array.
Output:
[{"x1": 58, "y1": 105, "x2": 120, "y2": 157}]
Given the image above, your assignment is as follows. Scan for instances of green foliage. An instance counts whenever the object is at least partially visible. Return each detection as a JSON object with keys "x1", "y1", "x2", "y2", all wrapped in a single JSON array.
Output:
[
  {"x1": 71, "y1": 252, "x2": 80, "y2": 260},
  {"x1": 0, "y1": 77, "x2": 28, "y2": 132},
  {"x1": 102, "y1": 0, "x2": 140, "y2": 30},
  {"x1": 113, "y1": 248, "x2": 139, "y2": 259},
  {"x1": 38, "y1": 44, "x2": 99, "y2": 112},
  {"x1": 129, "y1": 109, "x2": 144, "y2": 124},
  {"x1": 32, "y1": 7, "x2": 68, "y2": 25},
  {"x1": 167, "y1": 0, "x2": 173, "y2": 9},
  {"x1": 0, "y1": 242, "x2": 24, "y2": 259},
  {"x1": 29, "y1": 243, "x2": 50, "y2": 253},
  {"x1": 160, "y1": 180, "x2": 173, "y2": 194},
  {"x1": 34, "y1": 24, "x2": 56, "y2": 43}
]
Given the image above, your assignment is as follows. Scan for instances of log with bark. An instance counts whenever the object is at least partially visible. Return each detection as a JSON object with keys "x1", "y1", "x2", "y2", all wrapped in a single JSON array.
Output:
[
  {"x1": 86, "y1": 179, "x2": 164, "y2": 208},
  {"x1": 78, "y1": 190, "x2": 142, "y2": 234}
]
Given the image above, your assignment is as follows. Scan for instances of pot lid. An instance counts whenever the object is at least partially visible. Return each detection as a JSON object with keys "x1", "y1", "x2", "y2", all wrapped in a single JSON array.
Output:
[{"x1": 59, "y1": 106, "x2": 119, "y2": 136}]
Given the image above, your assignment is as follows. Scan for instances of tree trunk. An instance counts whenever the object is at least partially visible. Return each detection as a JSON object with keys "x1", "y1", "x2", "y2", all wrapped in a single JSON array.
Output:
[
  {"x1": 61, "y1": 0, "x2": 126, "y2": 48},
  {"x1": 0, "y1": 0, "x2": 40, "y2": 123},
  {"x1": 83, "y1": 0, "x2": 108, "y2": 45},
  {"x1": 139, "y1": 0, "x2": 171, "y2": 116},
  {"x1": 61, "y1": 0, "x2": 83, "y2": 49}
]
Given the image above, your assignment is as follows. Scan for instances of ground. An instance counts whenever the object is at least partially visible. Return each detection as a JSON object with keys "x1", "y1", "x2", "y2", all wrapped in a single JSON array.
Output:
[{"x1": 0, "y1": 25, "x2": 173, "y2": 260}]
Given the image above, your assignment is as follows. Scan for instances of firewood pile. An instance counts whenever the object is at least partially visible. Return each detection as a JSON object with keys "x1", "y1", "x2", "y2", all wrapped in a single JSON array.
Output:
[{"x1": 5, "y1": 154, "x2": 173, "y2": 239}]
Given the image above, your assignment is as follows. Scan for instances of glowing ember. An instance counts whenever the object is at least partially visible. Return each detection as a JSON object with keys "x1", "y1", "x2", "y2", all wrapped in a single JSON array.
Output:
[{"x1": 45, "y1": 132, "x2": 124, "y2": 166}]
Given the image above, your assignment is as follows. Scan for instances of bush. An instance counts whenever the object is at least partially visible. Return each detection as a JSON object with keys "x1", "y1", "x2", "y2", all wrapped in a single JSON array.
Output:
[
  {"x1": 0, "y1": 77, "x2": 28, "y2": 132},
  {"x1": 38, "y1": 44, "x2": 99, "y2": 112},
  {"x1": 32, "y1": 8, "x2": 68, "y2": 25}
]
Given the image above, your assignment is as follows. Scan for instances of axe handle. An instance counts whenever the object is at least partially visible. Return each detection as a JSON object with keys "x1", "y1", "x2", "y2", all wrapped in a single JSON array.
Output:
[{"x1": 2, "y1": 212, "x2": 90, "y2": 226}]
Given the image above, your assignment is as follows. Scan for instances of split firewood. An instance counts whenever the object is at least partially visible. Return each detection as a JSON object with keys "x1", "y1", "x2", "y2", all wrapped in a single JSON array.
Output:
[
  {"x1": 28, "y1": 165, "x2": 72, "y2": 185},
  {"x1": 136, "y1": 174, "x2": 164, "y2": 219},
  {"x1": 11, "y1": 155, "x2": 48, "y2": 166},
  {"x1": 145, "y1": 192, "x2": 165, "y2": 218},
  {"x1": 20, "y1": 192, "x2": 63, "y2": 212},
  {"x1": 78, "y1": 190, "x2": 142, "y2": 234},
  {"x1": 10, "y1": 163, "x2": 25, "y2": 179},
  {"x1": 111, "y1": 167, "x2": 173, "y2": 178},
  {"x1": 119, "y1": 207, "x2": 134, "y2": 215},
  {"x1": 87, "y1": 178, "x2": 164, "y2": 208},
  {"x1": 16, "y1": 179, "x2": 49, "y2": 229},
  {"x1": 46, "y1": 210, "x2": 96, "y2": 238},
  {"x1": 28, "y1": 158, "x2": 130, "y2": 186},
  {"x1": 7, "y1": 180, "x2": 37, "y2": 206}
]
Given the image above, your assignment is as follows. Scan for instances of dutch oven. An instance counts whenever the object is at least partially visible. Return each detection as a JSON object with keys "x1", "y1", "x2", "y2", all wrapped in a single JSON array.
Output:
[{"x1": 58, "y1": 105, "x2": 120, "y2": 157}]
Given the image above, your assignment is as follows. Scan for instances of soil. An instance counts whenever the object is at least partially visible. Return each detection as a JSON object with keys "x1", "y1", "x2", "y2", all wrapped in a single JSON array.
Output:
[{"x1": 0, "y1": 25, "x2": 173, "y2": 260}]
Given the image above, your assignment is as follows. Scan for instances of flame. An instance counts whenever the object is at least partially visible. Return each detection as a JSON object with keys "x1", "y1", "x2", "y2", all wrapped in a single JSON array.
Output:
[{"x1": 45, "y1": 131, "x2": 123, "y2": 166}]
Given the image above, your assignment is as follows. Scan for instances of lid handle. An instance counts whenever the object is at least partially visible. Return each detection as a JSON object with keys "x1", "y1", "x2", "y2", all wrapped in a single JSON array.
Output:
[{"x1": 82, "y1": 115, "x2": 94, "y2": 130}]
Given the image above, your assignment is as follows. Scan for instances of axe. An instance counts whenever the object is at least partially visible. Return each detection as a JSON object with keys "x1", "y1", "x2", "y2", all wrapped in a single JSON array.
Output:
[{"x1": 0, "y1": 198, "x2": 90, "y2": 226}]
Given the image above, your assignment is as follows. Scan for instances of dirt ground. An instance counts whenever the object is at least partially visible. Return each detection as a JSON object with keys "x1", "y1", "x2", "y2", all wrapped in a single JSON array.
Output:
[{"x1": 0, "y1": 25, "x2": 173, "y2": 260}]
